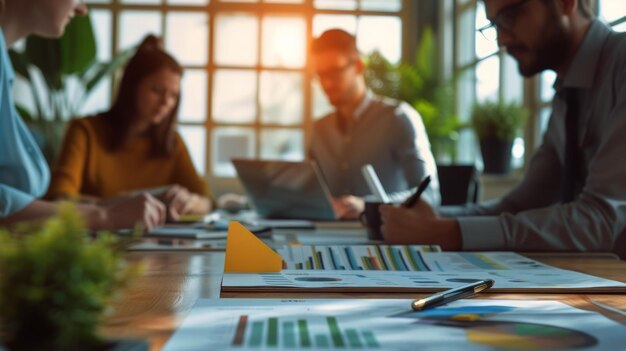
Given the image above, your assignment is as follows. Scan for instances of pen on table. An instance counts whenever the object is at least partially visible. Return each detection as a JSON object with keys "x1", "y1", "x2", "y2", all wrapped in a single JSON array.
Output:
[
  {"x1": 402, "y1": 175, "x2": 431, "y2": 208},
  {"x1": 411, "y1": 279, "x2": 494, "y2": 311}
]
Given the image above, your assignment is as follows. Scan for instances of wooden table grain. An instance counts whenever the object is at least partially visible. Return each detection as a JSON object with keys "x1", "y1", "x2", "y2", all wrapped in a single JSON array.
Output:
[
  {"x1": 101, "y1": 251, "x2": 626, "y2": 350},
  {"x1": 102, "y1": 252, "x2": 225, "y2": 350}
]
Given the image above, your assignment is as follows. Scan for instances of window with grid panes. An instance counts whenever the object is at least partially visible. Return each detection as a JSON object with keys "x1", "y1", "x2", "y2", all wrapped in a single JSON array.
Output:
[
  {"x1": 454, "y1": 0, "x2": 529, "y2": 170},
  {"x1": 83, "y1": 0, "x2": 406, "y2": 186}
]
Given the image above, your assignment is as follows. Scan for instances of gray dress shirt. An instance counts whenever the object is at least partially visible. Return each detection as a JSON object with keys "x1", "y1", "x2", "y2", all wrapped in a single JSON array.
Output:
[
  {"x1": 309, "y1": 92, "x2": 440, "y2": 206},
  {"x1": 441, "y1": 21, "x2": 626, "y2": 254}
]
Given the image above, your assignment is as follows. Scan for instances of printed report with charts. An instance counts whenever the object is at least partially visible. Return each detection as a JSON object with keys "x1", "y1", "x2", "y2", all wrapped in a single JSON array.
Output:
[
  {"x1": 221, "y1": 244, "x2": 626, "y2": 293},
  {"x1": 163, "y1": 298, "x2": 626, "y2": 351}
]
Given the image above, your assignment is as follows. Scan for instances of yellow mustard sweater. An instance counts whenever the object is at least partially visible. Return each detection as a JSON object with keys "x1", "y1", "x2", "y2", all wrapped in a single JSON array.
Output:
[{"x1": 46, "y1": 116, "x2": 209, "y2": 199}]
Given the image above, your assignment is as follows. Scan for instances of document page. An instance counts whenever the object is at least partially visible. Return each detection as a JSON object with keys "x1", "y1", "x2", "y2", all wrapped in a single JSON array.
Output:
[
  {"x1": 223, "y1": 248, "x2": 626, "y2": 292},
  {"x1": 163, "y1": 298, "x2": 626, "y2": 350}
]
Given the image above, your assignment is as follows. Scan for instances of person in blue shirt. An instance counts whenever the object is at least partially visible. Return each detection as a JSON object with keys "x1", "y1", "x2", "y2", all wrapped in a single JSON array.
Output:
[{"x1": 0, "y1": 0, "x2": 167, "y2": 230}]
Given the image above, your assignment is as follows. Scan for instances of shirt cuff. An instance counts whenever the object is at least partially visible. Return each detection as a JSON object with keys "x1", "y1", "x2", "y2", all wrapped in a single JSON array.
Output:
[
  {"x1": 0, "y1": 185, "x2": 36, "y2": 217},
  {"x1": 438, "y1": 205, "x2": 469, "y2": 217},
  {"x1": 458, "y1": 216, "x2": 507, "y2": 250}
]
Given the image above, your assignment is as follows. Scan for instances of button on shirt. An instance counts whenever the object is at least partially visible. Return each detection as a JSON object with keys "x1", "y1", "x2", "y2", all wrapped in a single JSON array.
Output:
[
  {"x1": 441, "y1": 21, "x2": 626, "y2": 253},
  {"x1": 309, "y1": 92, "x2": 440, "y2": 206},
  {"x1": 0, "y1": 28, "x2": 50, "y2": 217}
]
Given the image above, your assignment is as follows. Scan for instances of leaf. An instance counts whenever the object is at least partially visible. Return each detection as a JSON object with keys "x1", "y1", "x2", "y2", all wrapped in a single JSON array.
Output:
[
  {"x1": 364, "y1": 50, "x2": 400, "y2": 98},
  {"x1": 78, "y1": 57, "x2": 100, "y2": 81},
  {"x1": 397, "y1": 64, "x2": 423, "y2": 102},
  {"x1": 0, "y1": 203, "x2": 143, "y2": 348},
  {"x1": 364, "y1": 26, "x2": 462, "y2": 161},
  {"x1": 8, "y1": 49, "x2": 31, "y2": 81},
  {"x1": 471, "y1": 101, "x2": 528, "y2": 141},
  {"x1": 416, "y1": 27, "x2": 437, "y2": 84},
  {"x1": 60, "y1": 15, "x2": 97, "y2": 75},
  {"x1": 25, "y1": 36, "x2": 63, "y2": 90},
  {"x1": 15, "y1": 104, "x2": 34, "y2": 123},
  {"x1": 83, "y1": 47, "x2": 134, "y2": 93}
]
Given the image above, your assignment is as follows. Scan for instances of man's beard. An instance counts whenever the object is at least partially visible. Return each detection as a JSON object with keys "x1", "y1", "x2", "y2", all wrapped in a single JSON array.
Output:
[{"x1": 511, "y1": 21, "x2": 573, "y2": 77}]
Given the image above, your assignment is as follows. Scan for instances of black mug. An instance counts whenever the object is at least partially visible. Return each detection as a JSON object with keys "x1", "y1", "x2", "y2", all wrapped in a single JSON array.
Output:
[{"x1": 359, "y1": 201, "x2": 384, "y2": 241}]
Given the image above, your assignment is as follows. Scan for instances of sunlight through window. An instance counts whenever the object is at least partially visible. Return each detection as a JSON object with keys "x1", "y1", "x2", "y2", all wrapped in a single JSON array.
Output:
[{"x1": 262, "y1": 17, "x2": 306, "y2": 69}]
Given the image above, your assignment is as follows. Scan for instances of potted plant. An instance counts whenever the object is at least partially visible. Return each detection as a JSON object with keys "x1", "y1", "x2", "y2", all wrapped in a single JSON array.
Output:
[
  {"x1": 365, "y1": 27, "x2": 464, "y2": 162},
  {"x1": 471, "y1": 100, "x2": 528, "y2": 174},
  {"x1": 0, "y1": 204, "x2": 145, "y2": 351},
  {"x1": 9, "y1": 15, "x2": 133, "y2": 164}
]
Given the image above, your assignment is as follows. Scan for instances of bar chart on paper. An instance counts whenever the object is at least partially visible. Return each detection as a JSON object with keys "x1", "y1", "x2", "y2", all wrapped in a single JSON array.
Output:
[
  {"x1": 162, "y1": 299, "x2": 626, "y2": 350},
  {"x1": 278, "y1": 245, "x2": 442, "y2": 271},
  {"x1": 231, "y1": 315, "x2": 379, "y2": 349},
  {"x1": 277, "y1": 246, "x2": 551, "y2": 272}
]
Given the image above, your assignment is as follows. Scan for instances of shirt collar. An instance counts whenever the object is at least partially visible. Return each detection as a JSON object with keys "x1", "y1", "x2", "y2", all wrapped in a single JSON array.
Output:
[
  {"x1": 352, "y1": 90, "x2": 373, "y2": 120},
  {"x1": 558, "y1": 20, "x2": 612, "y2": 90},
  {"x1": 0, "y1": 27, "x2": 15, "y2": 84}
]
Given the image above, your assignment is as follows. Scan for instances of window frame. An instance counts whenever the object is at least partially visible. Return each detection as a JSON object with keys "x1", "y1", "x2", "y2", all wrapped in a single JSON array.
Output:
[{"x1": 85, "y1": 0, "x2": 413, "y2": 193}]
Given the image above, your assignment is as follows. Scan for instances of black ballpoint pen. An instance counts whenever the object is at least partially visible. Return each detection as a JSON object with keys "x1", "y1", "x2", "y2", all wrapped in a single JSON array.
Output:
[
  {"x1": 402, "y1": 175, "x2": 431, "y2": 208},
  {"x1": 411, "y1": 279, "x2": 495, "y2": 311}
]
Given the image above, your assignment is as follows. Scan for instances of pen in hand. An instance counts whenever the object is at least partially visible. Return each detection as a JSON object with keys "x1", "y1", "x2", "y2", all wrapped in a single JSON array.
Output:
[
  {"x1": 411, "y1": 279, "x2": 494, "y2": 311},
  {"x1": 402, "y1": 175, "x2": 431, "y2": 208}
]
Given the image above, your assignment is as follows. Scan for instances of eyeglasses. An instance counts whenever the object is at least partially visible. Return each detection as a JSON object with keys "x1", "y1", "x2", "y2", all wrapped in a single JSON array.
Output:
[
  {"x1": 315, "y1": 60, "x2": 356, "y2": 81},
  {"x1": 477, "y1": 0, "x2": 535, "y2": 41}
]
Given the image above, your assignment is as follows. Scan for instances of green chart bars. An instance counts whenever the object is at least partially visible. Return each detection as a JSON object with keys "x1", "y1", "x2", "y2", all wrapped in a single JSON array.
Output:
[{"x1": 232, "y1": 315, "x2": 381, "y2": 349}]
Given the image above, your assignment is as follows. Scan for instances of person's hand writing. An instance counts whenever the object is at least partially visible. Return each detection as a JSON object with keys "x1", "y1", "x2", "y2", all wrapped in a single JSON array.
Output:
[
  {"x1": 380, "y1": 199, "x2": 462, "y2": 250},
  {"x1": 103, "y1": 194, "x2": 166, "y2": 231},
  {"x1": 156, "y1": 185, "x2": 195, "y2": 221},
  {"x1": 332, "y1": 195, "x2": 365, "y2": 220}
]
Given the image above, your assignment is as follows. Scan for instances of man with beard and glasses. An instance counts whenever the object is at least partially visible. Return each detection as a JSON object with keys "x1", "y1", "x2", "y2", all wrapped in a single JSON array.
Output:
[{"x1": 379, "y1": 0, "x2": 626, "y2": 257}]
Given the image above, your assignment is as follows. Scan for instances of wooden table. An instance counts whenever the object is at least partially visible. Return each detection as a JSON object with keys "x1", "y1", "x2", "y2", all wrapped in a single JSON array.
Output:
[{"x1": 101, "y1": 251, "x2": 626, "y2": 350}]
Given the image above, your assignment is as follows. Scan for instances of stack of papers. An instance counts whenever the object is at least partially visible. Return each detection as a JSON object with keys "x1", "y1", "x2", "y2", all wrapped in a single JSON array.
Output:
[
  {"x1": 147, "y1": 226, "x2": 228, "y2": 239},
  {"x1": 223, "y1": 245, "x2": 626, "y2": 293},
  {"x1": 221, "y1": 223, "x2": 626, "y2": 293}
]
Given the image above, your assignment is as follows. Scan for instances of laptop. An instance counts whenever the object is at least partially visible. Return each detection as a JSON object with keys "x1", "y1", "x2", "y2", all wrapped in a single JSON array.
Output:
[{"x1": 232, "y1": 159, "x2": 337, "y2": 220}]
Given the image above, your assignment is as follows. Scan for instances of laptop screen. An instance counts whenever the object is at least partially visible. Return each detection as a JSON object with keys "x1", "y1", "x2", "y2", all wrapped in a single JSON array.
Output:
[{"x1": 232, "y1": 159, "x2": 337, "y2": 220}]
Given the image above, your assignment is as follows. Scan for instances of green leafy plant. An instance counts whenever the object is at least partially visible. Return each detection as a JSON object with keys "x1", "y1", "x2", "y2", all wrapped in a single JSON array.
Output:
[
  {"x1": 9, "y1": 15, "x2": 133, "y2": 163},
  {"x1": 470, "y1": 100, "x2": 528, "y2": 142},
  {"x1": 364, "y1": 27, "x2": 464, "y2": 162},
  {"x1": 0, "y1": 204, "x2": 143, "y2": 350}
]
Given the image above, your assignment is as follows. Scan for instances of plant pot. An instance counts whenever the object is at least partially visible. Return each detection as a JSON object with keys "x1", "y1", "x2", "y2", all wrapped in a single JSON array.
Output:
[{"x1": 479, "y1": 138, "x2": 513, "y2": 174}]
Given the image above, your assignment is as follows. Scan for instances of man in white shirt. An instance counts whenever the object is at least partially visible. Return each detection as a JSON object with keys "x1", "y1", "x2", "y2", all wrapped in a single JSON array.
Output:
[{"x1": 309, "y1": 29, "x2": 440, "y2": 219}]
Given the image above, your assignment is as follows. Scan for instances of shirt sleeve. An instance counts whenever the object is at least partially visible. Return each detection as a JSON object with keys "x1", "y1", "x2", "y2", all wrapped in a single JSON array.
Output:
[
  {"x1": 45, "y1": 120, "x2": 89, "y2": 199},
  {"x1": 458, "y1": 70, "x2": 626, "y2": 252},
  {"x1": 0, "y1": 44, "x2": 38, "y2": 217},
  {"x1": 390, "y1": 103, "x2": 441, "y2": 206},
  {"x1": 0, "y1": 184, "x2": 36, "y2": 217},
  {"x1": 171, "y1": 133, "x2": 213, "y2": 201}
]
